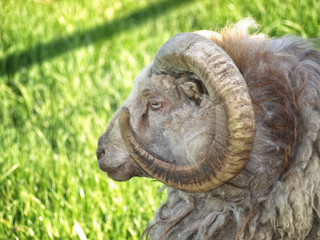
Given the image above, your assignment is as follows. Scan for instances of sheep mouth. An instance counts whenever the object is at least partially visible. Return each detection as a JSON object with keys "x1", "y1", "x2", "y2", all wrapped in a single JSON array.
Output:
[
  {"x1": 99, "y1": 158, "x2": 149, "y2": 181},
  {"x1": 98, "y1": 159, "x2": 127, "y2": 178}
]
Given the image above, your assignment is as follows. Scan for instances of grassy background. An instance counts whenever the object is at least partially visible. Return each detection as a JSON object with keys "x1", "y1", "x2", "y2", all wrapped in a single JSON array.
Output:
[{"x1": 0, "y1": 0, "x2": 319, "y2": 239}]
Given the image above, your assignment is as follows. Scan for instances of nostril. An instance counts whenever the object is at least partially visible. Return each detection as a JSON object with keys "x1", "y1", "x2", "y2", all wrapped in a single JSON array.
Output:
[{"x1": 96, "y1": 148, "x2": 105, "y2": 160}]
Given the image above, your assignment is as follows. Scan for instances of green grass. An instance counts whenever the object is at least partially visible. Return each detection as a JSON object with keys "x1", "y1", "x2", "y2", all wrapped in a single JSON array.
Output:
[{"x1": 0, "y1": 0, "x2": 319, "y2": 239}]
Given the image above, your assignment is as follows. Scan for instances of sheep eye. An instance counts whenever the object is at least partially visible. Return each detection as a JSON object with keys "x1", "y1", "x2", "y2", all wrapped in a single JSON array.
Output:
[{"x1": 150, "y1": 102, "x2": 162, "y2": 110}]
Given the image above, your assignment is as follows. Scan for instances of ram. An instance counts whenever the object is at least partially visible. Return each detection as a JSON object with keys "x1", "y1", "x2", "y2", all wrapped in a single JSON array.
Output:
[{"x1": 96, "y1": 20, "x2": 320, "y2": 239}]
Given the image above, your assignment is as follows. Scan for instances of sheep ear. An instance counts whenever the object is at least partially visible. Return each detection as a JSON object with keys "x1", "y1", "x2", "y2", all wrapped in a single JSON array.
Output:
[{"x1": 181, "y1": 81, "x2": 202, "y2": 100}]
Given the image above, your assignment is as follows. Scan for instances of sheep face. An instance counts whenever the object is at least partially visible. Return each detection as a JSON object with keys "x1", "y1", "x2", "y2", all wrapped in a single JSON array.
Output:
[{"x1": 97, "y1": 64, "x2": 216, "y2": 182}]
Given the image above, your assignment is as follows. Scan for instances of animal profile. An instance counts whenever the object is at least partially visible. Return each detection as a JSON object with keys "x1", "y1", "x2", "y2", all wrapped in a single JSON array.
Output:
[{"x1": 97, "y1": 19, "x2": 320, "y2": 239}]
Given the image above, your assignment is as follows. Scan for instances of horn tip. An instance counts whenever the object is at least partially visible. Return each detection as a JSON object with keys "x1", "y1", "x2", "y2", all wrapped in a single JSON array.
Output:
[
  {"x1": 121, "y1": 107, "x2": 130, "y2": 114},
  {"x1": 119, "y1": 107, "x2": 130, "y2": 124}
]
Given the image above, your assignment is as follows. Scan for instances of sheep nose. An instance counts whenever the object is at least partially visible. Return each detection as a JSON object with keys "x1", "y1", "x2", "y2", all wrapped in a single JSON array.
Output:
[{"x1": 96, "y1": 148, "x2": 105, "y2": 160}]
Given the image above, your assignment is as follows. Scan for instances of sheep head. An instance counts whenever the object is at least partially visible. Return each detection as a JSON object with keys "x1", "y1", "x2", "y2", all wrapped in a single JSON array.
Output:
[
  {"x1": 97, "y1": 20, "x2": 320, "y2": 238},
  {"x1": 97, "y1": 33, "x2": 255, "y2": 192}
]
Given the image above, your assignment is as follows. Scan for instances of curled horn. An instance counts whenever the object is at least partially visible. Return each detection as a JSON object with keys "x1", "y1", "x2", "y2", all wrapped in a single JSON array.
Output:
[{"x1": 119, "y1": 33, "x2": 256, "y2": 192}]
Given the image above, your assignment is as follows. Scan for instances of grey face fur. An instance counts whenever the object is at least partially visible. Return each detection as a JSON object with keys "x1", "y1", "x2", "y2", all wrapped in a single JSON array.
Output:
[{"x1": 97, "y1": 64, "x2": 216, "y2": 181}]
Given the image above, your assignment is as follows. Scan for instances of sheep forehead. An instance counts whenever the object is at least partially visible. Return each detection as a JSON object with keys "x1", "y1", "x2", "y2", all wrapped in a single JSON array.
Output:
[
  {"x1": 130, "y1": 66, "x2": 178, "y2": 102},
  {"x1": 130, "y1": 64, "x2": 152, "y2": 94},
  {"x1": 151, "y1": 74, "x2": 177, "y2": 91},
  {"x1": 137, "y1": 75, "x2": 176, "y2": 93}
]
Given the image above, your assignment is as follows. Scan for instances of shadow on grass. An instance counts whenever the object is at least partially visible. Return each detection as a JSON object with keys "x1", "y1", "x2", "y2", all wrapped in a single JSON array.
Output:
[{"x1": 0, "y1": 0, "x2": 195, "y2": 76}]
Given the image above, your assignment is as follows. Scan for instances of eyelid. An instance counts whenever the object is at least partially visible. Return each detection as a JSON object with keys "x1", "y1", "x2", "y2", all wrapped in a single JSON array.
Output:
[
  {"x1": 148, "y1": 93, "x2": 164, "y2": 102},
  {"x1": 148, "y1": 96, "x2": 164, "y2": 111},
  {"x1": 150, "y1": 101, "x2": 162, "y2": 110},
  {"x1": 144, "y1": 93, "x2": 166, "y2": 111}
]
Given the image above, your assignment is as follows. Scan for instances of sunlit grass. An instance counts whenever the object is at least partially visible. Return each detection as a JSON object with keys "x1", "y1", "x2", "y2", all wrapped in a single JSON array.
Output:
[{"x1": 0, "y1": 0, "x2": 319, "y2": 239}]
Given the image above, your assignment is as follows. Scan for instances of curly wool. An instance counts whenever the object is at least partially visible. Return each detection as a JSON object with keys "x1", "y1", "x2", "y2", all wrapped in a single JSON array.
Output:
[{"x1": 146, "y1": 20, "x2": 320, "y2": 240}]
